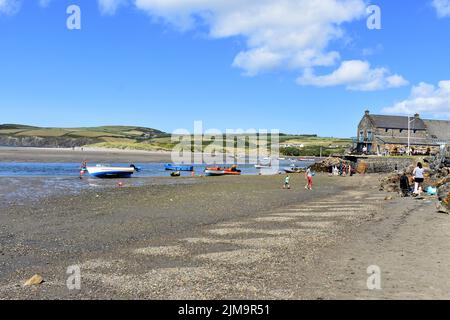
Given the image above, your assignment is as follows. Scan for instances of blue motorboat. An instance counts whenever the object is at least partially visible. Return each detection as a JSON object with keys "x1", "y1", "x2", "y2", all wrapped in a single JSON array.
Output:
[{"x1": 164, "y1": 163, "x2": 194, "y2": 171}]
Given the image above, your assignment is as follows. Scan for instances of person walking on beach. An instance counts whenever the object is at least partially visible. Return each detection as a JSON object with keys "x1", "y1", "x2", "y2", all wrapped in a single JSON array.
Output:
[
  {"x1": 413, "y1": 162, "x2": 425, "y2": 196},
  {"x1": 283, "y1": 174, "x2": 291, "y2": 190},
  {"x1": 305, "y1": 167, "x2": 313, "y2": 190}
]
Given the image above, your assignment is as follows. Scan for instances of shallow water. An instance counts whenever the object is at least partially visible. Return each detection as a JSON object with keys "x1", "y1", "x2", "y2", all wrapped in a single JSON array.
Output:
[
  {"x1": 0, "y1": 162, "x2": 265, "y2": 177},
  {"x1": 0, "y1": 161, "x2": 313, "y2": 207},
  {"x1": 0, "y1": 176, "x2": 196, "y2": 208}
]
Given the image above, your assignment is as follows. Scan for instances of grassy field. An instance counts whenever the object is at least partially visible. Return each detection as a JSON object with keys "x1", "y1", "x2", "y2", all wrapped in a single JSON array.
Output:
[
  {"x1": 88, "y1": 135, "x2": 353, "y2": 156},
  {"x1": 0, "y1": 124, "x2": 352, "y2": 156},
  {"x1": 279, "y1": 135, "x2": 352, "y2": 146},
  {"x1": 280, "y1": 135, "x2": 352, "y2": 157}
]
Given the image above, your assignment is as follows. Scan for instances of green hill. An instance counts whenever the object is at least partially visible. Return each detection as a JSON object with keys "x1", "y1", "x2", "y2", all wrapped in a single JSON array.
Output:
[
  {"x1": 0, "y1": 124, "x2": 352, "y2": 155},
  {"x1": 0, "y1": 124, "x2": 169, "y2": 149}
]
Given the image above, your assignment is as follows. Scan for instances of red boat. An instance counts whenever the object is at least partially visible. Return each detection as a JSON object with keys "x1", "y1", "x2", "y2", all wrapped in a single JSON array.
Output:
[{"x1": 206, "y1": 165, "x2": 241, "y2": 175}]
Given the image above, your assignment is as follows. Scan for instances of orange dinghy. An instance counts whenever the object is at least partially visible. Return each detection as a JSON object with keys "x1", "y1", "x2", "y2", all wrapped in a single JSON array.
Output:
[
  {"x1": 206, "y1": 165, "x2": 241, "y2": 175},
  {"x1": 223, "y1": 168, "x2": 241, "y2": 175}
]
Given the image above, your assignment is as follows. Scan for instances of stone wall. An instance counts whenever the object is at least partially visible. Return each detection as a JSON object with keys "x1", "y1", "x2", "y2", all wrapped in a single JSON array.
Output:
[{"x1": 356, "y1": 157, "x2": 417, "y2": 173}]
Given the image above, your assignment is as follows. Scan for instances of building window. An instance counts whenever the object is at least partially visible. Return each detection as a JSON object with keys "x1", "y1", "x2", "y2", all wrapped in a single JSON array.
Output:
[
  {"x1": 359, "y1": 131, "x2": 364, "y2": 142},
  {"x1": 367, "y1": 131, "x2": 373, "y2": 141}
]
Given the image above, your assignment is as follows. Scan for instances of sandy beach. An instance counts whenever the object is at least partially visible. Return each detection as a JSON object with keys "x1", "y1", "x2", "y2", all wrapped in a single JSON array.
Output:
[{"x1": 1, "y1": 171, "x2": 449, "y2": 299}]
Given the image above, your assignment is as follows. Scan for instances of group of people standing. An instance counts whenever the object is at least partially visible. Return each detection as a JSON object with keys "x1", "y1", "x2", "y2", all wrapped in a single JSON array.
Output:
[{"x1": 328, "y1": 162, "x2": 353, "y2": 177}]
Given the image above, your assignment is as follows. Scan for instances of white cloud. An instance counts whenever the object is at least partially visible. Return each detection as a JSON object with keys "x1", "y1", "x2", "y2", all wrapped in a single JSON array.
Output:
[
  {"x1": 432, "y1": 0, "x2": 450, "y2": 18},
  {"x1": 383, "y1": 81, "x2": 450, "y2": 117},
  {"x1": 0, "y1": 0, "x2": 20, "y2": 15},
  {"x1": 98, "y1": 0, "x2": 128, "y2": 15},
  {"x1": 297, "y1": 60, "x2": 409, "y2": 91},
  {"x1": 232, "y1": 48, "x2": 283, "y2": 76},
  {"x1": 1, "y1": 0, "x2": 409, "y2": 91},
  {"x1": 132, "y1": 0, "x2": 367, "y2": 76}
]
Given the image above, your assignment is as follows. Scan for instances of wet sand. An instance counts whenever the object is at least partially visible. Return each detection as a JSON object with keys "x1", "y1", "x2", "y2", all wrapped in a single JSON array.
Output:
[
  {"x1": 0, "y1": 147, "x2": 172, "y2": 163},
  {"x1": 0, "y1": 174, "x2": 449, "y2": 299}
]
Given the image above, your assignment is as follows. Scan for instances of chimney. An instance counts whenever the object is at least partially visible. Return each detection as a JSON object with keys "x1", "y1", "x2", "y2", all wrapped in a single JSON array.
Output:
[{"x1": 365, "y1": 110, "x2": 370, "y2": 116}]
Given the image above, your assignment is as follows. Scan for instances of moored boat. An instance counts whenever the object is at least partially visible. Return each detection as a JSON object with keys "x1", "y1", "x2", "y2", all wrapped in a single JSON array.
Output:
[
  {"x1": 206, "y1": 165, "x2": 241, "y2": 175},
  {"x1": 284, "y1": 166, "x2": 305, "y2": 173},
  {"x1": 165, "y1": 163, "x2": 194, "y2": 171},
  {"x1": 299, "y1": 158, "x2": 315, "y2": 162},
  {"x1": 223, "y1": 170, "x2": 241, "y2": 176},
  {"x1": 204, "y1": 169, "x2": 225, "y2": 176},
  {"x1": 86, "y1": 164, "x2": 139, "y2": 178}
]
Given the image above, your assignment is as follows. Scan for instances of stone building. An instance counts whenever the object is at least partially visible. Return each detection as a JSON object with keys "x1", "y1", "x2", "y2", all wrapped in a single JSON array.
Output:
[{"x1": 356, "y1": 110, "x2": 450, "y2": 155}]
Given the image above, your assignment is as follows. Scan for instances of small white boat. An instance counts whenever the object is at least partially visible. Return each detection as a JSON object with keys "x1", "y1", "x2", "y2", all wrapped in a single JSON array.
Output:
[
  {"x1": 284, "y1": 166, "x2": 305, "y2": 173},
  {"x1": 204, "y1": 169, "x2": 225, "y2": 176},
  {"x1": 86, "y1": 164, "x2": 138, "y2": 178},
  {"x1": 255, "y1": 160, "x2": 272, "y2": 169}
]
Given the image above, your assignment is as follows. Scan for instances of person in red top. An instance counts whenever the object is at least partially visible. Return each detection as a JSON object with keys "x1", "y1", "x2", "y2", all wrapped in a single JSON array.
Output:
[{"x1": 305, "y1": 167, "x2": 313, "y2": 190}]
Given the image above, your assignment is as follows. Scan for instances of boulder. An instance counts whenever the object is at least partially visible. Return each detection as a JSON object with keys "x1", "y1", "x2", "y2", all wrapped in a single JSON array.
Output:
[
  {"x1": 356, "y1": 161, "x2": 368, "y2": 174},
  {"x1": 24, "y1": 274, "x2": 44, "y2": 286},
  {"x1": 310, "y1": 157, "x2": 348, "y2": 173},
  {"x1": 379, "y1": 173, "x2": 402, "y2": 193}
]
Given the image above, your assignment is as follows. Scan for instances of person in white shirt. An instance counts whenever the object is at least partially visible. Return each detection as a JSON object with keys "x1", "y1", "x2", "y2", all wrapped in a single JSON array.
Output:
[{"x1": 412, "y1": 162, "x2": 425, "y2": 196}]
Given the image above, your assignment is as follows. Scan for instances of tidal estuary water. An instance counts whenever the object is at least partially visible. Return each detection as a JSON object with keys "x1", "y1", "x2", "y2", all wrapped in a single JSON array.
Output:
[{"x1": 0, "y1": 161, "x2": 312, "y2": 207}]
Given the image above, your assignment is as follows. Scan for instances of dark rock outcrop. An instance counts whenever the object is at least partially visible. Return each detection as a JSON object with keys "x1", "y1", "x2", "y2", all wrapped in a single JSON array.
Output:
[{"x1": 0, "y1": 136, "x2": 100, "y2": 148}]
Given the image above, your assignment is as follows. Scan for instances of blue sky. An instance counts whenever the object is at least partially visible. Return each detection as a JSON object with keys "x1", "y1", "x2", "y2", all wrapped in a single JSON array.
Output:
[{"x1": 1, "y1": 0, "x2": 450, "y2": 137}]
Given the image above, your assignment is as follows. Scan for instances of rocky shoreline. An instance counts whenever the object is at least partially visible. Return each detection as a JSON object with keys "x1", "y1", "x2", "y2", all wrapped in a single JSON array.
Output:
[{"x1": 379, "y1": 152, "x2": 450, "y2": 214}]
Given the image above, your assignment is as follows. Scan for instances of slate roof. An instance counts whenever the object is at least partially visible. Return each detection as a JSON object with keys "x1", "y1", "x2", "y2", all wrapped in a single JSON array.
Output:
[
  {"x1": 423, "y1": 120, "x2": 450, "y2": 142},
  {"x1": 368, "y1": 114, "x2": 427, "y2": 130}
]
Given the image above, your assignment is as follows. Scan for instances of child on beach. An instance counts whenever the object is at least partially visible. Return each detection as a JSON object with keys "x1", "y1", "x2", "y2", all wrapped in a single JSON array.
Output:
[
  {"x1": 283, "y1": 175, "x2": 291, "y2": 190},
  {"x1": 305, "y1": 167, "x2": 313, "y2": 190},
  {"x1": 79, "y1": 160, "x2": 87, "y2": 179}
]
